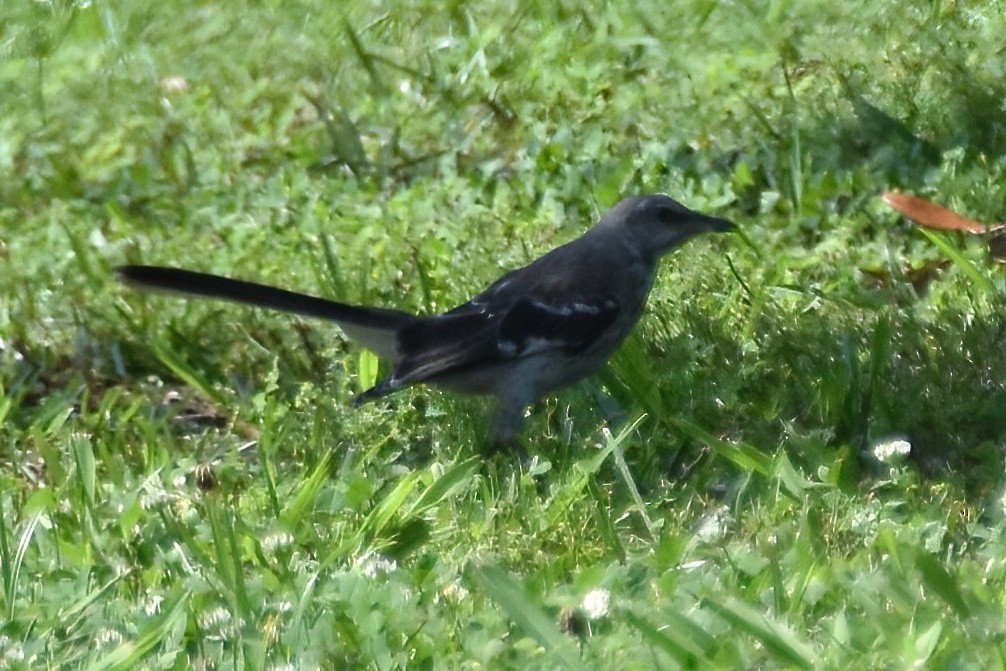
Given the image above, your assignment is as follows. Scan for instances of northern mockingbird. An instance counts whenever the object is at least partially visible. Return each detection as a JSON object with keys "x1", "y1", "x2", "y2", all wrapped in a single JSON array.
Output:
[{"x1": 118, "y1": 194, "x2": 734, "y2": 445}]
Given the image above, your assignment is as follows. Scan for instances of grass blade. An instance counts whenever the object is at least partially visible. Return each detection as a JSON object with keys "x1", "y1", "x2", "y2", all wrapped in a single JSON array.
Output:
[
  {"x1": 282, "y1": 447, "x2": 334, "y2": 528},
  {"x1": 87, "y1": 589, "x2": 189, "y2": 671},
  {"x1": 71, "y1": 434, "x2": 96, "y2": 507},
  {"x1": 2, "y1": 512, "x2": 41, "y2": 621},
  {"x1": 703, "y1": 596, "x2": 816, "y2": 669},
  {"x1": 365, "y1": 472, "x2": 419, "y2": 538},
  {"x1": 918, "y1": 228, "x2": 995, "y2": 294},
  {"x1": 607, "y1": 415, "x2": 657, "y2": 541},
  {"x1": 671, "y1": 418, "x2": 772, "y2": 475},
  {"x1": 59, "y1": 569, "x2": 131, "y2": 634},
  {"x1": 471, "y1": 564, "x2": 579, "y2": 669},
  {"x1": 153, "y1": 342, "x2": 227, "y2": 406},
  {"x1": 625, "y1": 610, "x2": 714, "y2": 666},
  {"x1": 407, "y1": 457, "x2": 480, "y2": 516},
  {"x1": 205, "y1": 505, "x2": 250, "y2": 618}
]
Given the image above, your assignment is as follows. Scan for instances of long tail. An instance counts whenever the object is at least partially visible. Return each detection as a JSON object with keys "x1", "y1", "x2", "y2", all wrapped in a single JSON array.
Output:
[{"x1": 116, "y1": 265, "x2": 414, "y2": 360}]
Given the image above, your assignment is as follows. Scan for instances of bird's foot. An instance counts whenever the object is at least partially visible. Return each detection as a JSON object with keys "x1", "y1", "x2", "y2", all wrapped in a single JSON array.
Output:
[{"x1": 484, "y1": 437, "x2": 531, "y2": 465}]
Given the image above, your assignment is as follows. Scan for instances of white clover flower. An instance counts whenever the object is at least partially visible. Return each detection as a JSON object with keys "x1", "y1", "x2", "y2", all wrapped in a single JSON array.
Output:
[
  {"x1": 198, "y1": 606, "x2": 232, "y2": 633},
  {"x1": 0, "y1": 635, "x2": 24, "y2": 663},
  {"x1": 95, "y1": 628, "x2": 123, "y2": 649},
  {"x1": 871, "y1": 437, "x2": 911, "y2": 464},
  {"x1": 261, "y1": 531, "x2": 295, "y2": 553},
  {"x1": 582, "y1": 588, "x2": 610, "y2": 620},
  {"x1": 140, "y1": 484, "x2": 170, "y2": 510},
  {"x1": 160, "y1": 75, "x2": 189, "y2": 94},
  {"x1": 145, "y1": 594, "x2": 164, "y2": 616},
  {"x1": 998, "y1": 487, "x2": 1006, "y2": 520},
  {"x1": 355, "y1": 551, "x2": 397, "y2": 578},
  {"x1": 696, "y1": 506, "x2": 731, "y2": 543},
  {"x1": 442, "y1": 580, "x2": 469, "y2": 603}
]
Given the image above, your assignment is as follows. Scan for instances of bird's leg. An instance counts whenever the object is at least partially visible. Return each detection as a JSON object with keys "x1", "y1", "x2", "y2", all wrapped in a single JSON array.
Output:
[
  {"x1": 485, "y1": 437, "x2": 530, "y2": 463},
  {"x1": 485, "y1": 397, "x2": 531, "y2": 461}
]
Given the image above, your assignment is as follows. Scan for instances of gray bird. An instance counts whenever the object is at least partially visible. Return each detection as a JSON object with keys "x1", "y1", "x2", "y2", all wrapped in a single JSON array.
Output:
[{"x1": 118, "y1": 194, "x2": 734, "y2": 446}]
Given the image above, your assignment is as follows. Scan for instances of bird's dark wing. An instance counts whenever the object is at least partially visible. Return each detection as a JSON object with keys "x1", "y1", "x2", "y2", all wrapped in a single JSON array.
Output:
[
  {"x1": 495, "y1": 296, "x2": 620, "y2": 357},
  {"x1": 469, "y1": 240, "x2": 624, "y2": 358},
  {"x1": 395, "y1": 307, "x2": 502, "y2": 382},
  {"x1": 354, "y1": 292, "x2": 621, "y2": 403},
  {"x1": 355, "y1": 240, "x2": 624, "y2": 402},
  {"x1": 353, "y1": 306, "x2": 499, "y2": 402}
]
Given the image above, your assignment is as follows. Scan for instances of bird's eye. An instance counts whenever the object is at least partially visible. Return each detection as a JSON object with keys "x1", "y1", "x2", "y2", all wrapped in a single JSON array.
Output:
[{"x1": 653, "y1": 205, "x2": 681, "y2": 222}]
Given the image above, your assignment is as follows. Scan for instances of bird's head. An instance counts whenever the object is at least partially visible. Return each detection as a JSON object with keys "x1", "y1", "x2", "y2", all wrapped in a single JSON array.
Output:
[{"x1": 600, "y1": 194, "x2": 735, "y2": 261}]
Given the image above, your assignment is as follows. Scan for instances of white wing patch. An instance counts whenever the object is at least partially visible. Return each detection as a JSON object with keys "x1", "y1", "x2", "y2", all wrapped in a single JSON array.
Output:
[{"x1": 496, "y1": 298, "x2": 619, "y2": 358}]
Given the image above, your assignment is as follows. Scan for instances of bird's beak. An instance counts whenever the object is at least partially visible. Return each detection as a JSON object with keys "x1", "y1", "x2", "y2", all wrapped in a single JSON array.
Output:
[{"x1": 689, "y1": 212, "x2": 735, "y2": 234}]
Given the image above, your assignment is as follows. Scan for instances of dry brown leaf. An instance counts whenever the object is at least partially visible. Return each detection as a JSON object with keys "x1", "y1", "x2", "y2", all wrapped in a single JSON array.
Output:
[{"x1": 881, "y1": 192, "x2": 1001, "y2": 234}]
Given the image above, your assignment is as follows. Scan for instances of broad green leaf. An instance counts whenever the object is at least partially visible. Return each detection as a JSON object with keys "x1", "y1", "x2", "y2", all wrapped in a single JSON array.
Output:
[{"x1": 914, "y1": 550, "x2": 970, "y2": 617}]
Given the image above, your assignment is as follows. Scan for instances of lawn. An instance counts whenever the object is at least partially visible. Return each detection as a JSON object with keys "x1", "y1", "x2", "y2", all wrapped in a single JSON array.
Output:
[{"x1": 2, "y1": 0, "x2": 1006, "y2": 668}]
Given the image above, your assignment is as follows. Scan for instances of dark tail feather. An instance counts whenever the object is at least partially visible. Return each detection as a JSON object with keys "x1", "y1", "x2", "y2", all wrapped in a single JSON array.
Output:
[
  {"x1": 116, "y1": 265, "x2": 413, "y2": 330},
  {"x1": 352, "y1": 377, "x2": 403, "y2": 406}
]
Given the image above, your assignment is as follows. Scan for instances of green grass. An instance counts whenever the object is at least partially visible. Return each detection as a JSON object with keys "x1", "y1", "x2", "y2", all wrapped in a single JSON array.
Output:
[{"x1": 3, "y1": 0, "x2": 1006, "y2": 667}]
